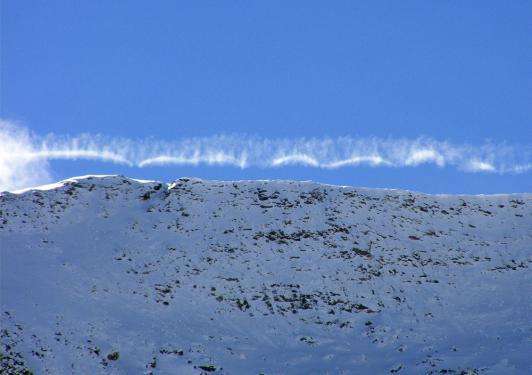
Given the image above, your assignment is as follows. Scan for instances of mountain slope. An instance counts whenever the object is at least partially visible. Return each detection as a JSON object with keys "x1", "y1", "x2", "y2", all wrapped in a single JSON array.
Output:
[{"x1": 1, "y1": 176, "x2": 531, "y2": 374}]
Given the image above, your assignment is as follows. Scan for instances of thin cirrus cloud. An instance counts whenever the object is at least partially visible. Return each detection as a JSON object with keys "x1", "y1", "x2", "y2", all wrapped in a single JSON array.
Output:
[{"x1": 1, "y1": 119, "x2": 530, "y2": 191}]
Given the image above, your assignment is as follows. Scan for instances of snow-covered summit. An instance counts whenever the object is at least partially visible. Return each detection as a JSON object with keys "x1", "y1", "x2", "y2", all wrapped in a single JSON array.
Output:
[{"x1": 1, "y1": 176, "x2": 531, "y2": 374}]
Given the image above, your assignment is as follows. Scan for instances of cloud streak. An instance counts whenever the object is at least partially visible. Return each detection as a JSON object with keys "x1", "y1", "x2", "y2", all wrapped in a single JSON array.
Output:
[{"x1": 1, "y1": 119, "x2": 530, "y2": 191}]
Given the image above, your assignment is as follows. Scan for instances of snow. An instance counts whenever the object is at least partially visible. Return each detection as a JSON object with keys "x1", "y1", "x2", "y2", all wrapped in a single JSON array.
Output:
[
  {"x1": 9, "y1": 175, "x2": 121, "y2": 194},
  {"x1": 1, "y1": 175, "x2": 531, "y2": 374}
]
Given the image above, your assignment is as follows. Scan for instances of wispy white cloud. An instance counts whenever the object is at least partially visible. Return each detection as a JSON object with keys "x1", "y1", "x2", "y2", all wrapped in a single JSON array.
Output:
[
  {"x1": 466, "y1": 160, "x2": 497, "y2": 173},
  {"x1": 0, "y1": 121, "x2": 52, "y2": 192},
  {"x1": 0, "y1": 119, "x2": 530, "y2": 191}
]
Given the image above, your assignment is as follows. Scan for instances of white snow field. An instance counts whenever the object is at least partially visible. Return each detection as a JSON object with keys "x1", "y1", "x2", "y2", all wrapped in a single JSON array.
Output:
[{"x1": 1, "y1": 175, "x2": 531, "y2": 374}]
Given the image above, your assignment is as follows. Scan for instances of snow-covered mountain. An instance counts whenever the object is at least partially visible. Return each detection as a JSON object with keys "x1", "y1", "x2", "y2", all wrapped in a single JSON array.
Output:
[{"x1": 1, "y1": 175, "x2": 531, "y2": 374}]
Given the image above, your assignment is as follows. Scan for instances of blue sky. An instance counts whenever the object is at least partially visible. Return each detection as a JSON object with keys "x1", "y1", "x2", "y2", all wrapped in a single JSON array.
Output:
[{"x1": 1, "y1": 1, "x2": 531, "y2": 193}]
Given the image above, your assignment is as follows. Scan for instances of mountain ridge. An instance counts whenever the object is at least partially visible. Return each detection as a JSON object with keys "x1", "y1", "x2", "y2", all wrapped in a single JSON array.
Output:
[
  {"x1": 5, "y1": 174, "x2": 531, "y2": 197},
  {"x1": 1, "y1": 175, "x2": 531, "y2": 374}
]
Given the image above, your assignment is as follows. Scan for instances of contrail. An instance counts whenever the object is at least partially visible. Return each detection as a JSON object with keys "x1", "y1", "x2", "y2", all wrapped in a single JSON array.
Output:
[{"x1": 1, "y1": 119, "x2": 530, "y2": 191}]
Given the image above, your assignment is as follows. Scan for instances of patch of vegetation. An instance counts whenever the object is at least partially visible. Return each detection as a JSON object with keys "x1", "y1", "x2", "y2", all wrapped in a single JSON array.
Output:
[
  {"x1": 353, "y1": 247, "x2": 372, "y2": 257},
  {"x1": 0, "y1": 351, "x2": 34, "y2": 375},
  {"x1": 107, "y1": 351, "x2": 120, "y2": 361},
  {"x1": 198, "y1": 364, "x2": 217, "y2": 372}
]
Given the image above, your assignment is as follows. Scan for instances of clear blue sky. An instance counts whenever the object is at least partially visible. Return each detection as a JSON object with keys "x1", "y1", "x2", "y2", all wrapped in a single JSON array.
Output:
[{"x1": 1, "y1": 1, "x2": 531, "y2": 193}]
